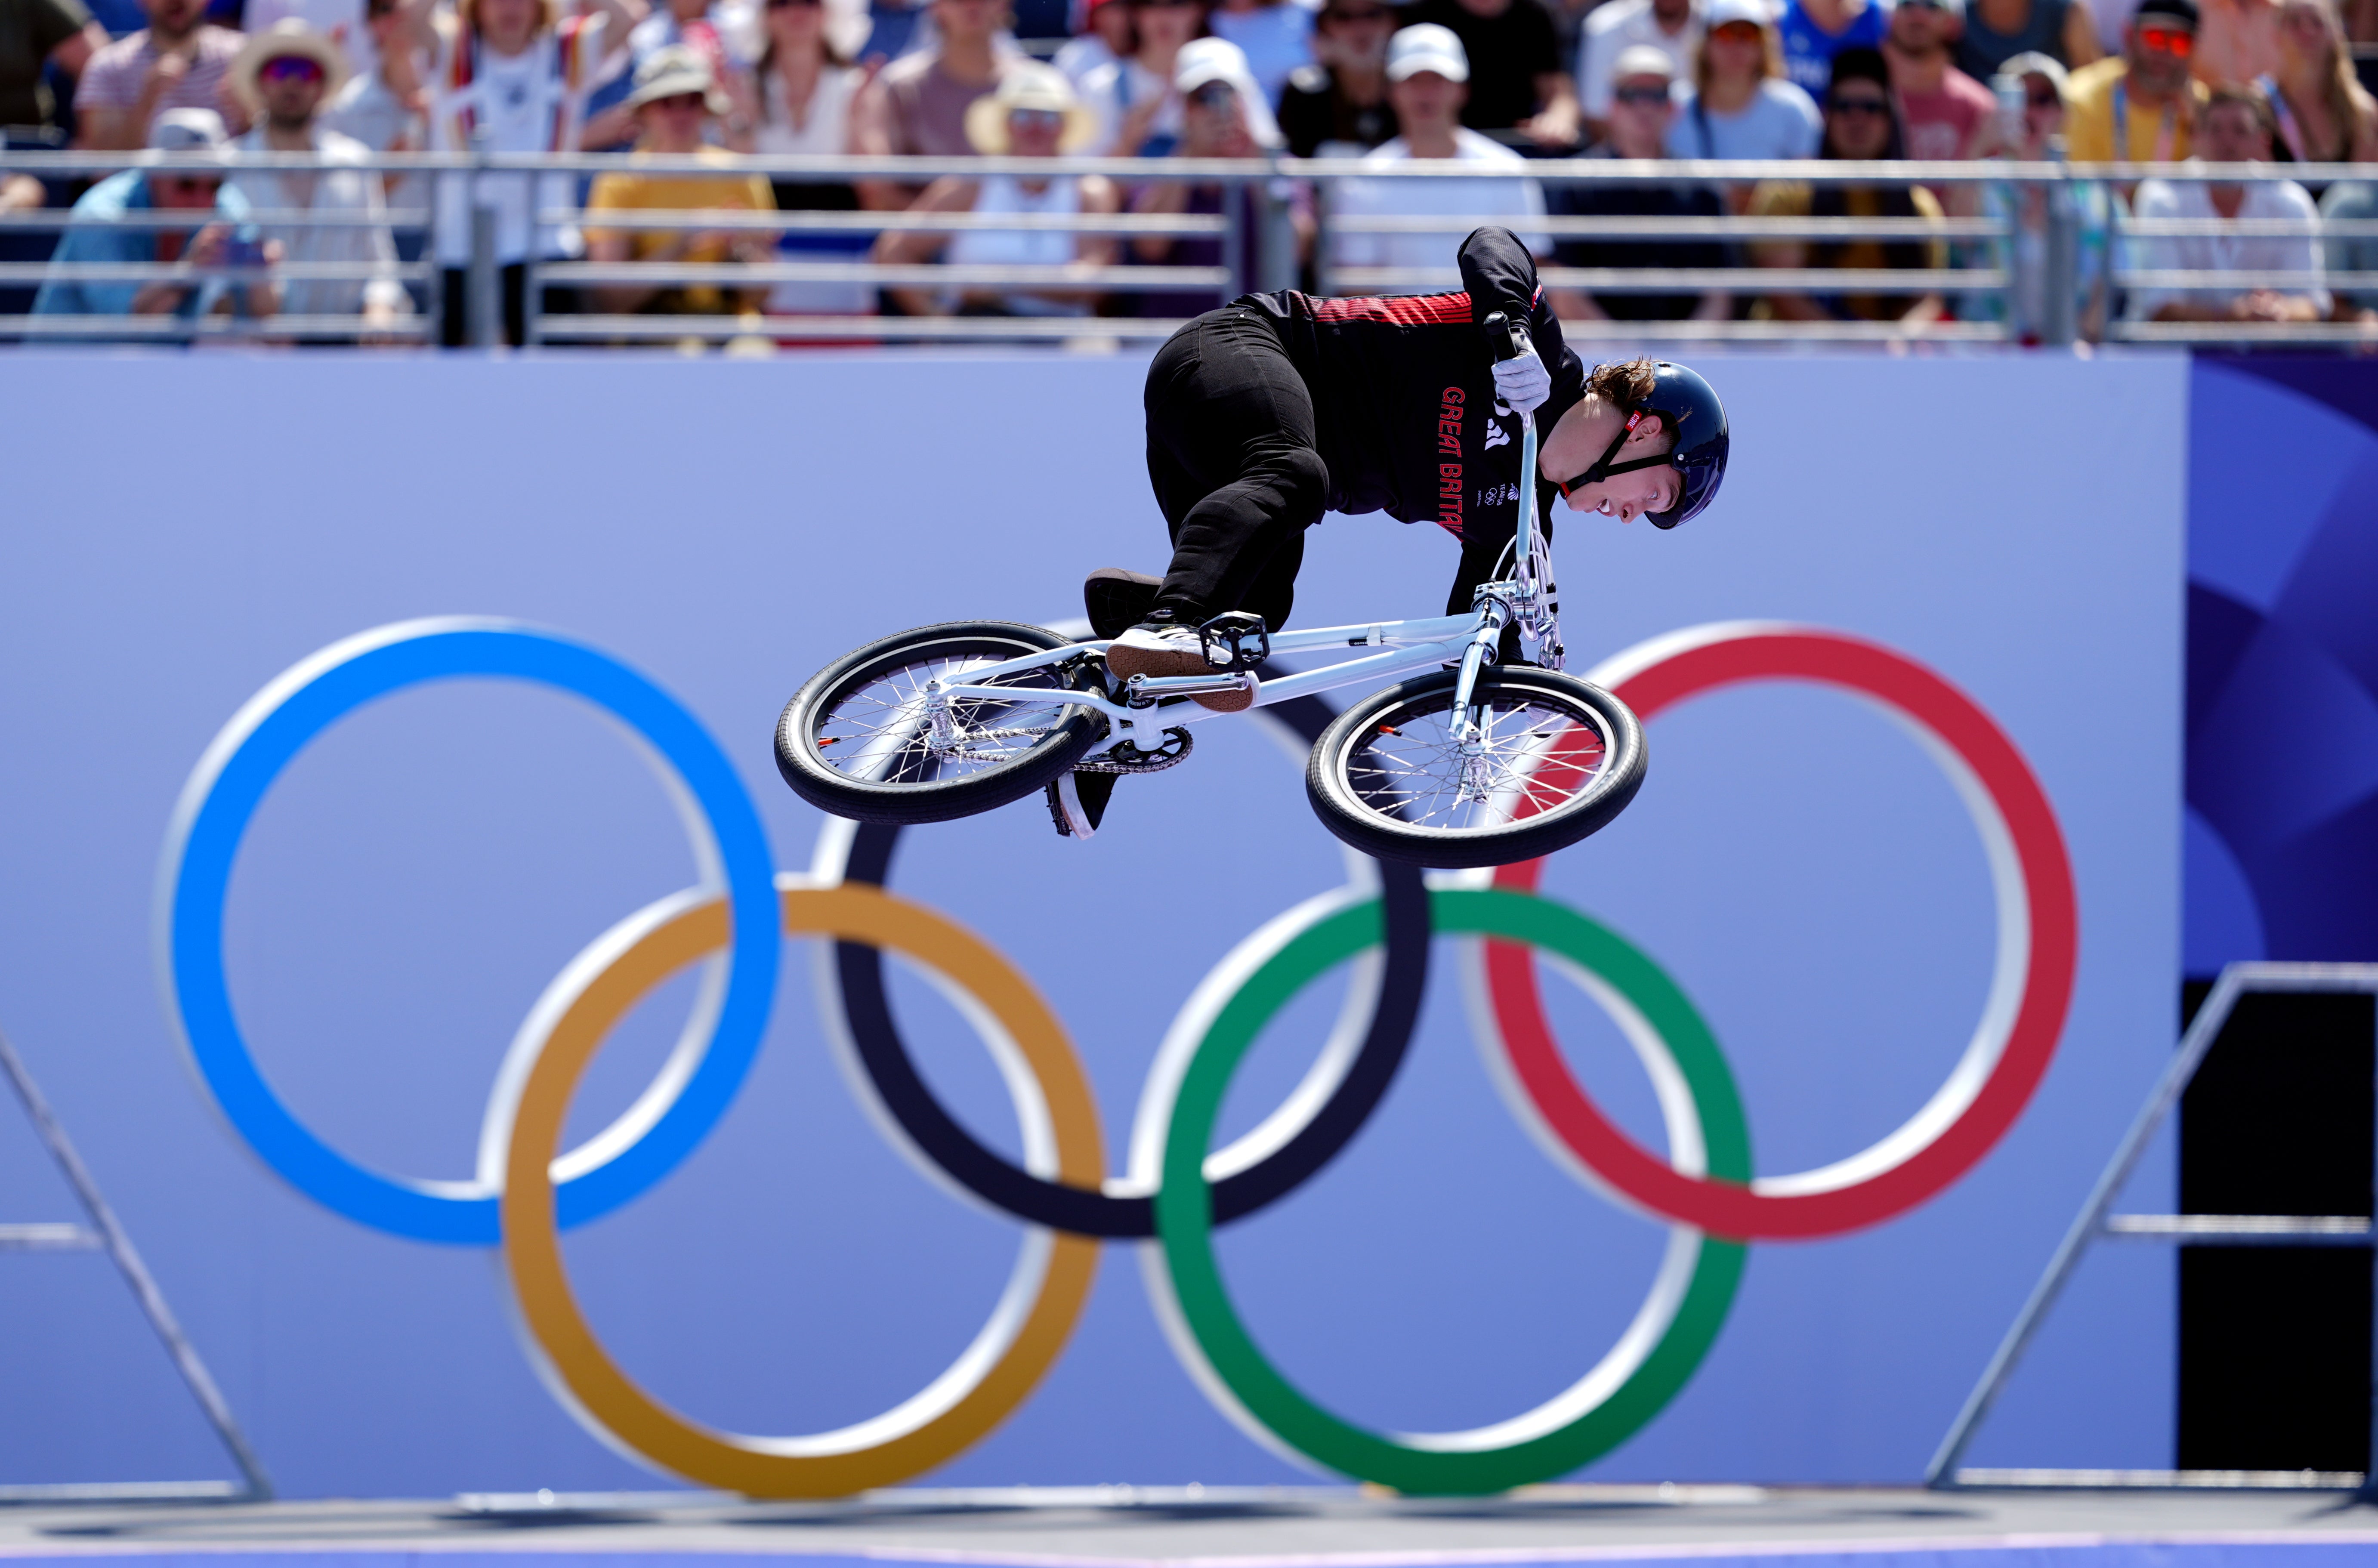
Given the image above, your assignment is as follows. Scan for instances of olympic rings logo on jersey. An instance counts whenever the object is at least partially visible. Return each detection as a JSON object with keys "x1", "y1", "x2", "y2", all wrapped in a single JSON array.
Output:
[{"x1": 159, "y1": 615, "x2": 2077, "y2": 1500}]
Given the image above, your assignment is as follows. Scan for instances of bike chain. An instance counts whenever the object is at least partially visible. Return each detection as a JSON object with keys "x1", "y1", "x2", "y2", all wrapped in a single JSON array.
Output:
[{"x1": 1072, "y1": 727, "x2": 1195, "y2": 775}]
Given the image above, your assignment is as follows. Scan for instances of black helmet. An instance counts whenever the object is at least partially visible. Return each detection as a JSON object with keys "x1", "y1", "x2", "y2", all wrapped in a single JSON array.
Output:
[{"x1": 1557, "y1": 361, "x2": 1729, "y2": 529}]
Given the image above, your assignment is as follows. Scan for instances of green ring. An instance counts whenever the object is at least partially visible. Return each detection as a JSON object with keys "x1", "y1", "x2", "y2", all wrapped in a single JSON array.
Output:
[{"x1": 1149, "y1": 887, "x2": 1751, "y2": 1495}]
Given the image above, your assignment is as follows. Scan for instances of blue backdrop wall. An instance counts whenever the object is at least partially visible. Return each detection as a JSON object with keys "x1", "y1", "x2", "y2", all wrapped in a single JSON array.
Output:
[
  {"x1": 0, "y1": 352, "x2": 2183, "y2": 1497},
  {"x1": 2184, "y1": 358, "x2": 2378, "y2": 974}
]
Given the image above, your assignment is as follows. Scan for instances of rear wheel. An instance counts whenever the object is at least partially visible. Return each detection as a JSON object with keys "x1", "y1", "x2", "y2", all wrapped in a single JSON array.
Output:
[
  {"x1": 776, "y1": 621, "x2": 1107, "y2": 825},
  {"x1": 1305, "y1": 667, "x2": 1645, "y2": 868}
]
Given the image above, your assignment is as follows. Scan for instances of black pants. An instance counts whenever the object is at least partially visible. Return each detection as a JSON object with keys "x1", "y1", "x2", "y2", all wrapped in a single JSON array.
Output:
[
  {"x1": 1143, "y1": 307, "x2": 1330, "y2": 633},
  {"x1": 439, "y1": 264, "x2": 577, "y2": 347}
]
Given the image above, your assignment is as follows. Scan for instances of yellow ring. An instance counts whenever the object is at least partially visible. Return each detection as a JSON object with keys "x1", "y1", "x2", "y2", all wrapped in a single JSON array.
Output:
[{"x1": 495, "y1": 882, "x2": 1103, "y2": 1497}]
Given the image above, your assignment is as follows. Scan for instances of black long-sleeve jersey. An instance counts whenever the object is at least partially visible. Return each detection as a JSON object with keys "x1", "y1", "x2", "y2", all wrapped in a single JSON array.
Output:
[{"x1": 1238, "y1": 226, "x2": 1586, "y2": 606}]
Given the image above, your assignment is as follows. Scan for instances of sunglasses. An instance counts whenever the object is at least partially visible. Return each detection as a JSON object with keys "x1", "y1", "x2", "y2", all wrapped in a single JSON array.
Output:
[
  {"x1": 1708, "y1": 19, "x2": 1764, "y2": 41},
  {"x1": 768, "y1": 0, "x2": 824, "y2": 9},
  {"x1": 1007, "y1": 106, "x2": 1066, "y2": 128},
  {"x1": 259, "y1": 54, "x2": 325, "y2": 82},
  {"x1": 1612, "y1": 83, "x2": 1672, "y2": 105},
  {"x1": 158, "y1": 175, "x2": 222, "y2": 195},
  {"x1": 649, "y1": 91, "x2": 709, "y2": 111},
  {"x1": 2137, "y1": 22, "x2": 2193, "y2": 53},
  {"x1": 2025, "y1": 85, "x2": 2061, "y2": 107},
  {"x1": 1829, "y1": 92, "x2": 1890, "y2": 114},
  {"x1": 1188, "y1": 79, "x2": 1238, "y2": 110}
]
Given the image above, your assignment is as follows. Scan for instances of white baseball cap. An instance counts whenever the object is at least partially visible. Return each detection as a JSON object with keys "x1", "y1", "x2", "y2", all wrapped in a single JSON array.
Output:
[
  {"x1": 1704, "y1": 0, "x2": 1772, "y2": 27},
  {"x1": 1386, "y1": 22, "x2": 1469, "y2": 82},
  {"x1": 1611, "y1": 43, "x2": 1679, "y2": 83},
  {"x1": 1173, "y1": 36, "x2": 1285, "y2": 145},
  {"x1": 148, "y1": 107, "x2": 229, "y2": 153}
]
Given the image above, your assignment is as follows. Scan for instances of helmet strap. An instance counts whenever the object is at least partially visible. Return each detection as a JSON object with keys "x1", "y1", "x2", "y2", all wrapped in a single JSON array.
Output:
[{"x1": 1558, "y1": 410, "x2": 1671, "y2": 494}]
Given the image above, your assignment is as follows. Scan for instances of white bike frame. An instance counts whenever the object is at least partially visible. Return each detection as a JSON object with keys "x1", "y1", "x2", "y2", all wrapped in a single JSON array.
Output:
[{"x1": 926, "y1": 409, "x2": 1562, "y2": 768}]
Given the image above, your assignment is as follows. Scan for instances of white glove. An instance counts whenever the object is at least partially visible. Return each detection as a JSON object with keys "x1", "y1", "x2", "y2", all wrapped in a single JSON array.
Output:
[{"x1": 1492, "y1": 340, "x2": 1551, "y2": 416}]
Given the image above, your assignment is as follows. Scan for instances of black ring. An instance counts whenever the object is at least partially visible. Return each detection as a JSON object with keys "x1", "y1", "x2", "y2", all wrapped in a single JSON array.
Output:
[{"x1": 824, "y1": 688, "x2": 1430, "y2": 1239}]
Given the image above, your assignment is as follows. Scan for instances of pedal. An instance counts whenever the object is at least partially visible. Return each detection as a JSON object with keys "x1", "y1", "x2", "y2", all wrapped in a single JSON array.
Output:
[
  {"x1": 1045, "y1": 770, "x2": 1118, "y2": 839},
  {"x1": 1198, "y1": 611, "x2": 1270, "y2": 673}
]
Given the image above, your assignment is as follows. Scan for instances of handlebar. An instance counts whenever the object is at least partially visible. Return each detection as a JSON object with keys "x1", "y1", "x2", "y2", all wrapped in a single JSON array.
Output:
[{"x1": 1481, "y1": 309, "x2": 1530, "y2": 366}]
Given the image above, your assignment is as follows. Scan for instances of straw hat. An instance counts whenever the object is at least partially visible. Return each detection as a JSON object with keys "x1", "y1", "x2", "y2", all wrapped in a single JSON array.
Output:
[
  {"x1": 962, "y1": 64, "x2": 1098, "y2": 154},
  {"x1": 229, "y1": 20, "x2": 352, "y2": 111},
  {"x1": 624, "y1": 44, "x2": 732, "y2": 114}
]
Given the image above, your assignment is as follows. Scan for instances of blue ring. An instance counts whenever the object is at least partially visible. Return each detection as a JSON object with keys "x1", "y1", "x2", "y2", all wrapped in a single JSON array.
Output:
[{"x1": 160, "y1": 618, "x2": 780, "y2": 1246}]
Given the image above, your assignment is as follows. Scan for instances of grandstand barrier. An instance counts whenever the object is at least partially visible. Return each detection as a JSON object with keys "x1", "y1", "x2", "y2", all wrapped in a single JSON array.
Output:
[{"x1": 3, "y1": 149, "x2": 2376, "y2": 349}]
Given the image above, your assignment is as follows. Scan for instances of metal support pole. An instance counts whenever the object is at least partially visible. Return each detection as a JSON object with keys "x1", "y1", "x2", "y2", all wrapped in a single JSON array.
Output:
[
  {"x1": 2362, "y1": 1000, "x2": 2378, "y2": 1503},
  {"x1": 1222, "y1": 174, "x2": 1245, "y2": 309},
  {"x1": 2041, "y1": 162, "x2": 2080, "y2": 348},
  {"x1": 469, "y1": 201, "x2": 500, "y2": 349},
  {"x1": 1310, "y1": 173, "x2": 1334, "y2": 297},
  {"x1": 1930, "y1": 962, "x2": 2378, "y2": 1489},
  {"x1": 0, "y1": 1026, "x2": 271, "y2": 1501},
  {"x1": 1256, "y1": 157, "x2": 1297, "y2": 293}
]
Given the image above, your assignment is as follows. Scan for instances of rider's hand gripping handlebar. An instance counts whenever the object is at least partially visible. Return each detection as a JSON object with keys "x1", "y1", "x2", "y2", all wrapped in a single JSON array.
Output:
[{"x1": 1482, "y1": 309, "x2": 1530, "y2": 364}]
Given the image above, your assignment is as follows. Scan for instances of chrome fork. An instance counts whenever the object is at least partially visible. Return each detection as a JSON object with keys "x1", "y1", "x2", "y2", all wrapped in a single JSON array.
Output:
[{"x1": 1451, "y1": 593, "x2": 1513, "y2": 803}]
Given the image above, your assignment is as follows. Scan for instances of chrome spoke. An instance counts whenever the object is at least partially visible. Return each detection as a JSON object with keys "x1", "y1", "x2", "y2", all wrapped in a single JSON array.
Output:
[
  {"x1": 817, "y1": 648, "x2": 1073, "y2": 787},
  {"x1": 1344, "y1": 691, "x2": 1610, "y2": 834}
]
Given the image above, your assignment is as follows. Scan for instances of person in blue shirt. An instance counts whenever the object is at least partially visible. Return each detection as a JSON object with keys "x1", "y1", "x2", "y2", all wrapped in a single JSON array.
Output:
[
  {"x1": 32, "y1": 106, "x2": 276, "y2": 326},
  {"x1": 1775, "y1": 0, "x2": 1887, "y2": 96}
]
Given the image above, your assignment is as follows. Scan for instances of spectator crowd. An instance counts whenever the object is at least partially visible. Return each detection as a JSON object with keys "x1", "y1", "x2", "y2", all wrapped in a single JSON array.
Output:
[{"x1": 4, "y1": 0, "x2": 2373, "y2": 339}]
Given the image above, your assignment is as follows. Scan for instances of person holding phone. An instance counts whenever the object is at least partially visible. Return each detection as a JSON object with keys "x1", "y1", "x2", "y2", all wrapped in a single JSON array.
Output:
[{"x1": 33, "y1": 107, "x2": 281, "y2": 328}]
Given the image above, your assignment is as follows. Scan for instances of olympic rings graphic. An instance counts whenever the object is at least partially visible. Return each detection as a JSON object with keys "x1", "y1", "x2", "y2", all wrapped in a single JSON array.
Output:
[
  {"x1": 1138, "y1": 888, "x2": 1749, "y2": 1496},
  {"x1": 811, "y1": 689, "x2": 1433, "y2": 1238},
  {"x1": 1474, "y1": 623, "x2": 2080, "y2": 1241},
  {"x1": 488, "y1": 881, "x2": 1100, "y2": 1498},
  {"x1": 160, "y1": 617, "x2": 2076, "y2": 1495},
  {"x1": 157, "y1": 618, "x2": 781, "y2": 1245}
]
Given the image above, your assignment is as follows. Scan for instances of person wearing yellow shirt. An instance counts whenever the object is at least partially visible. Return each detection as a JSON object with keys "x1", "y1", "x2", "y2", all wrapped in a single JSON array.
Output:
[
  {"x1": 585, "y1": 45, "x2": 777, "y2": 315},
  {"x1": 2063, "y1": 0, "x2": 2209, "y2": 163}
]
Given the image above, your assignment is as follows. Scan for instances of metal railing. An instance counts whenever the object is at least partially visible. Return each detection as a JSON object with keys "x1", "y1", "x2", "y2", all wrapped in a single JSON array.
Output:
[{"x1": 4, "y1": 148, "x2": 2375, "y2": 350}]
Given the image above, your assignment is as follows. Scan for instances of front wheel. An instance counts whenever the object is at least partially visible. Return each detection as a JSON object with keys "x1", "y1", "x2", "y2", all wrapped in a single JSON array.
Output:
[
  {"x1": 776, "y1": 621, "x2": 1108, "y2": 825},
  {"x1": 1306, "y1": 667, "x2": 1646, "y2": 869}
]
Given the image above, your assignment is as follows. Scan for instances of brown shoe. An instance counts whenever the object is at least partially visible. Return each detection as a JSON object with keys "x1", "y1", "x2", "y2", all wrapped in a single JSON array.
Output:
[{"x1": 1106, "y1": 622, "x2": 1253, "y2": 713}]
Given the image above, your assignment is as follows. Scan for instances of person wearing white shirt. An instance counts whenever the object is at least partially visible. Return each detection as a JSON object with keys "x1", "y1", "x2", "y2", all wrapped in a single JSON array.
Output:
[
  {"x1": 322, "y1": 0, "x2": 430, "y2": 232},
  {"x1": 389, "y1": 0, "x2": 646, "y2": 342},
  {"x1": 1078, "y1": 0, "x2": 1205, "y2": 153},
  {"x1": 1576, "y1": 0, "x2": 1699, "y2": 133},
  {"x1": 1330, "y1": 23, "x2": 1549, "y2": 282},
  {"x1": 224, "y1": 22, "x2": 409, "y2": 325},
  {"x1": 1052, "y1": 0, "x2": 1131, "y2": 83},
  {"x1": 2128, "y1": 83, "x2": 2328, "y2": 322}
]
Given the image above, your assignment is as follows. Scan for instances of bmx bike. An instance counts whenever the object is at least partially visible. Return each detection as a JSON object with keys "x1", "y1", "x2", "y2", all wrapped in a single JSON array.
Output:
[{"x1": 775, "y1": 316, "x2": 1646, "y2": 870}]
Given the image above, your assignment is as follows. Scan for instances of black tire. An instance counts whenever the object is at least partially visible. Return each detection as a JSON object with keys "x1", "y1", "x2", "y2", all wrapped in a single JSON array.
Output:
[
  {"x1": 776, "y1": 621, "x2": 1108, "y2": 826},
  {"x1": 1305, "y1": 667, "x2": 1646, "y2": 869}
]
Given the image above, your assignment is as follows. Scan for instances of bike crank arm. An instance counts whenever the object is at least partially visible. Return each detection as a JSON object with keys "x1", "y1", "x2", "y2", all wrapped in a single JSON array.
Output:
[{"x1": 1124, "y1": 671, "x2": 1258, "y2": 703}]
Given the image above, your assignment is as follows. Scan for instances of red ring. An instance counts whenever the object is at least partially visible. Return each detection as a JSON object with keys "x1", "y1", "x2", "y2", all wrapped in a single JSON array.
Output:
[{"x1": 1485, "y1": 627, "x2": 2078, "y2": 1239}]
